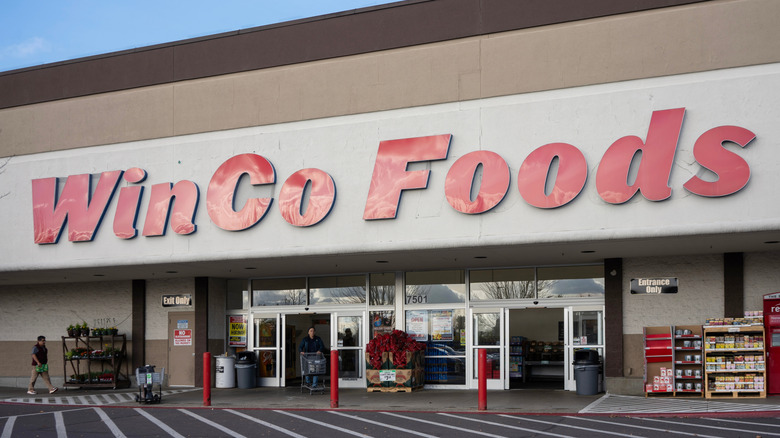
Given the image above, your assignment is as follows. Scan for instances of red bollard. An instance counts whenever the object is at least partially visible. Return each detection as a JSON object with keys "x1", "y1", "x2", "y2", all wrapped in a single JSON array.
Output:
[
  {"x1": 330, "y1": 350, "x2": 339, "y2": 408},
  {"x1": 203, "y1": 352, "x2": 211, "y2": 407},
  {"x1": 478, "y1": 349, "x2": 487, "y2": 411}
]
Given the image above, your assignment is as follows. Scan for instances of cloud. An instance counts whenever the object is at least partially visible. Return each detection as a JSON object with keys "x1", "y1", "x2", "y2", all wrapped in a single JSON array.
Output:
[{"x1": 1, "y1": 37, "x2": 51, "y2": 59}]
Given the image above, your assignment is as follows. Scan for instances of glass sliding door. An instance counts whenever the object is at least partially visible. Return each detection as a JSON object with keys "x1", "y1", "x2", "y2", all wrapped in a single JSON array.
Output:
[
  {"x1": 334, "y1": 311, "x2": 365, "y2": 388},
  {"x1": 251, "y1": 313, "x2": 284, "y2": 387},
  {"x1": 564, "y1": 306, "x2": 604, "y2": 391},
  {"x1": 470, "y1": 308, "x2": 505, "y2": 390}
]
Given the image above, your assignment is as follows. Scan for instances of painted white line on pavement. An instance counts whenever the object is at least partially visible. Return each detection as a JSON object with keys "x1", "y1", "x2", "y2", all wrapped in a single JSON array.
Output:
[
  {"x1": 226, "y1": 409, "x2": 306, "y2": 438},
  {"x1": 134, "y1": 408, "x2": 187, "y2": 438},
  {"x1": 330, "y1": 410, "x2": 440, "y2": 438},
  {"x1": 702, "y1": 417, "x2": 780, "y2": 428},
  {"x1": 179, "y1": 409, "x2": 247, "y2": 438},
  {"x1": 564, "y1": 416, "x2": 721, "y2": 438},
  {"x1": 633, "y1": 416, "x2": 780, "y2": 437},
  {"x1": 275, "y1": 410, "x2": 372, "y2": 438},
  {"x1": 437, "y1": 413, "x2": 574, "y2": 438},
  {"x1": 93, "y1": 407, "x2": 126, "y2": 438},
  {"x1": 579, "y1": 394, "x2": 611, "y2": 413},
  {"x1": 381, "y1": 411, "x2": 510, "y2": 438},
  {"x1": 0, "y1": 417, "x2": 15, "y2": 438},
  {"x1": 493, "y1": 413, "x2": 646, "y2": 438},
  {"x1": 78, "y1": 396, "x2": 89, "y2": 405},
  {"x1": 54, "y1": 411, "x2": 66, "y2": 438}
]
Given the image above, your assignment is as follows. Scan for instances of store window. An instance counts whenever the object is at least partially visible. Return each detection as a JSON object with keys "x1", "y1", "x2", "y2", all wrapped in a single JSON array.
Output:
[
  {"x1": 226, "y1": 279, "x2": 249, "y2": 309},
  {"x1": 470, "y1": 268, "x2": 535, "y2": 300},
  {"x1": 309, "y1": 275, "x2": 366, "y2": 305},
  {"x1": 369, "y1": 311, "x2": 395, "y2": 338},
  {"x1": 369, "y1": 273, "x2": 395, "y2": 305},
  {"x1": 251, "y1": 278, "x2": 306, "y2": 306},
  {"x1": 537, "y1": 266, "x2": 604, "y2": 298},
  {"x1": 405, "y1": 270, "x2": 466, "y2": 304},
  {"x1": 405, "y1": 309, "x2": 466, "y2": 385}
]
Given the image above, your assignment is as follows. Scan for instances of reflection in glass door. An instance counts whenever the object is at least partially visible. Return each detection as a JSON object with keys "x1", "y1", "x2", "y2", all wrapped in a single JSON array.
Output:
[
  {"x1": 564, "y1": 306, "x2": 604, "y2": 391},
  {"x1": 252, "y1": 313, "x2": 283, "y2": 387},
  {"x1": 334, "y1": 312, "x2": 365, "y2": 388},
  {"x1": 470, "y1": 309, "x2": 505, "y2": 390}
]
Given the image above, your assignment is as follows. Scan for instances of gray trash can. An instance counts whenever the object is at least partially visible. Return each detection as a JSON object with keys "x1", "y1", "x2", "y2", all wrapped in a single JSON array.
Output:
[
  {"x1": 573, "y1": 350, "x2": 600, "y2": 395},
  {"x1": 235, "y1": 351, "x2": 257, "y2": 389}
]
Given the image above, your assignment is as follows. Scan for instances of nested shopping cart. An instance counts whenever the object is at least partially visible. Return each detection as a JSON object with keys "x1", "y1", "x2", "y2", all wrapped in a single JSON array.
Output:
[
  {"x1": 300, "y1": 353, "x2": 327, "y2": 395},
  {"x1": 135, "y1": 366, "x2": 164, "y2": 404}
]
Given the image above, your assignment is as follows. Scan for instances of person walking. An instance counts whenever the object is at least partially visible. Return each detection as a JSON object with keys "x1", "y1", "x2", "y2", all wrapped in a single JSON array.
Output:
[
  {"x1": 28, "y1": 336, "x2": 57, "y2": 395},
  {"x1": 299, "y1": 326, "x2": 325, "y2": 387}
]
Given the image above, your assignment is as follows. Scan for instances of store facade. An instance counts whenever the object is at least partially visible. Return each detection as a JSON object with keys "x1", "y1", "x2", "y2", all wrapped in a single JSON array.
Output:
[{"x1": 1, "y1": 0, "x2": 779, "y2": 395}]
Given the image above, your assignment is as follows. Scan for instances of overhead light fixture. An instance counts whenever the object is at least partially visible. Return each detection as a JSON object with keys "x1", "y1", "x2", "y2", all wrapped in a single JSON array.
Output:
[
  {"x1": 580, "y1": 250, "x2": 596, "y2": 254},
  {"x1": 375, "y1": 260, "x2": 389, "y2": 264},
  {"x1": 244, "y1": 267, "x2": 257, "y2": 270},
  {"x1": 474, "y1": 256, "x2": 487, "y2": 259},
  {"x1": 93, "y1": 274, "x2": 105, "y2": 277},
  {"x1": 165, "y1": 270, "x2": 178, "y2": 274},
  {"x1": 764, "y1": 241, "x2": 779, "y2": 244}
]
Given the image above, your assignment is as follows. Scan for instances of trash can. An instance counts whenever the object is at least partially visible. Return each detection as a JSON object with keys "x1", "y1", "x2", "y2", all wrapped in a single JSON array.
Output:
[
  {"x1": 235, "y1": 351, "x2": 257, "y2": 389},
  {"x1": 215, "y1": 355, "x2": 236, "y2": 388},
  {"x1": 572, "y1": 349, "x2": 600, "y2": 395}
]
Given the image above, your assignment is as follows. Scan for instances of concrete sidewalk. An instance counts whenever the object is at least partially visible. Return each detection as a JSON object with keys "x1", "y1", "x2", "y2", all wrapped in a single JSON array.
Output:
[{"x1": 2, "y1": 385, "x2": 780, "y2": 415}]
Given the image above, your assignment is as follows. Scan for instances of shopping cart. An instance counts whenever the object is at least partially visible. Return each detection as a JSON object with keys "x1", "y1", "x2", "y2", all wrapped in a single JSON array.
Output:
[
  {"x1": 300, "y1": 353, "x2": 327, "y2": 395},
  {"x1": 135, "y1": 365, "x2": 164, "y2": 404}
]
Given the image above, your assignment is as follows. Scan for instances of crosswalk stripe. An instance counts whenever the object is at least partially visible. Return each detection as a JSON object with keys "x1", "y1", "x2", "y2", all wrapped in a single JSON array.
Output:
[
  {"x1": 580, "y1": 394, "x2": 780, "y2": 414},
  {"x1": 1, "y1": 389, "x2": 197, "y2": 406}
]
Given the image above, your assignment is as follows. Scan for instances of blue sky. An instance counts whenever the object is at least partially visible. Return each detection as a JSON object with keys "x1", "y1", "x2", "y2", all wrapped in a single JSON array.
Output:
[{"x1": 0, "y1": 0, "x2": 395, "y2": 73}]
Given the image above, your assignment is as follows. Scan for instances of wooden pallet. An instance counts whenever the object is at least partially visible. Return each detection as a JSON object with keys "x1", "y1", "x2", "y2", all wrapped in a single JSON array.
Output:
[
  {"x1": 705, "y1": 390, "x2": 765, "y2": 399},
  {"x1": 366, "y1": 386, "x2": 422, "y2": 393}
]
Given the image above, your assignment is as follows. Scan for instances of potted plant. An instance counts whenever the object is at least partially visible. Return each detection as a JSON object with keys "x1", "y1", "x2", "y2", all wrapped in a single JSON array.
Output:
[
  {"x1": 80, "y1": 322, "x2": 89, "y2": 337},
  {"x1": 110, "y1": 326, "x2": 118, "y2": 335},
  {"x1": 67, "y1": 324, "x2": 77, "y2": 337}
]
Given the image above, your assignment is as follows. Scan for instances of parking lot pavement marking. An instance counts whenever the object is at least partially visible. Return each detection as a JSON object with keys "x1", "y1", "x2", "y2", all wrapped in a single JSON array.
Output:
[
  {"x1": 493, "y1": 414, "x2": 645, "y2": 438},
  {"x1": 563, "y1": 416, "x2": 721, "y2": 438},
  {"x1": 225, "y1": 409, "x2": 306, "y2": 438},
  {"x1": 329, "y1": 410, "x2": 439, "y2": 438},
  {"x1": 702, "y1": 417, "x2": 780, "y2": 428},
  {"x1": 178, "y1": 409, "x2": 247, "y2": 438},
  {"x1": 381, "y1": 412, "x2": 508, "y2": 438},
  {"x1": 1, "y1": 417, "x2": 15, "y2": 438},
  {"x1": 633, "y1": 416, "x2": 780, "y2": 437},
  {"x1": 275, "y1": 410, "x2": 372, "y2": 438},
  {"x1": 93, "y1": 407, "x2": 126, "y2": 438},
  {"x1": 134, "y1": 408, "x2": 187, "y2": 438},
  {"x1": 580, "y1": 394, "x2": 780, "y2": 414},
  {"x1": 437, "y1": 413, "x2": 574, "y2": 438},
  {"x1": 54, "y1": 411, "x2": 66, "y2": 438}
]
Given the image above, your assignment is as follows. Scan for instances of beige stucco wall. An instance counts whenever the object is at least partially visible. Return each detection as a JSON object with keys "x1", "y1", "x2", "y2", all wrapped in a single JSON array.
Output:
[
  {"x1": 1, "y1": 0, "x2": 778, "y2": 157},
  {"x1": 744, "y1": 251, "x2": 780, "y2": 311}
]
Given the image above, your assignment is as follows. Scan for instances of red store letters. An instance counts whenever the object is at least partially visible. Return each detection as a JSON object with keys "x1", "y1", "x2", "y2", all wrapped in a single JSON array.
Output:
[{"x1": 31, "y1": 108, "x2": 755, "y2": 244}]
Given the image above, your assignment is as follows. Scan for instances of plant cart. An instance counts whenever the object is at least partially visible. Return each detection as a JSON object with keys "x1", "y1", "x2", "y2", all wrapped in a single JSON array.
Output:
[
  {"x1": 300, "y1": 353, "x2": 327, "y2": 395},
  {"x1": 62, "y1": 334, "x2": 131, "y2": 389}
]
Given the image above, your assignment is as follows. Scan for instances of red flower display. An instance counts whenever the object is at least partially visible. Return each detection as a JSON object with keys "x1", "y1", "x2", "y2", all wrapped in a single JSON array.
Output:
[{"x1": 366, "y1": 330, "x2": 425, "y2": 369}]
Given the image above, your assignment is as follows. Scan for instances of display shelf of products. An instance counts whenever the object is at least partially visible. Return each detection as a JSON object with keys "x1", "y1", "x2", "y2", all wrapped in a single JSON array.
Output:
[
  {"x1": 509, "y1": 337, "x2": 524, "y2": 379},
  {"x1": 703, "y1": 324, "x2": 765, "y2": 398},
  {"x1": 524, "y1": 340, "x2": 564, "y2": 382},
  {"x1": 671, "y1": 325, "x2": 704, "y2": 396},
  {"x1": 61, "y1": 335, "x2": 130, "y2": 389},
  {"x1": 644, "y1": 326, "x2": 674, "y2": 396}
]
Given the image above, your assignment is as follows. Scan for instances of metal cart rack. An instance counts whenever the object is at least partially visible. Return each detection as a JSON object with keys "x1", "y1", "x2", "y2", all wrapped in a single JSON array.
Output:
[
  {"x1": 300, "y1": 353, "x2": 327, "y2": 395},
  {"x1": 135, "y1": 366, "x2": 164, "y2": 404}
]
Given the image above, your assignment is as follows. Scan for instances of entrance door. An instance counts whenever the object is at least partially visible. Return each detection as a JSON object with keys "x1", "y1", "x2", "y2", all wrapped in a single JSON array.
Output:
[
  {"x1": 470, "y1": 308, "x2": 505, "y2": 390},
  {"x1": 564, "y1": 306, "x2": 605, "y2": 391},
  {"x1": 252, "y1": 313, "x2": 284, "y2": 387},
  {"x1": 167, "y1": 312, "x2": 195, "y2": 386},
  {"x1": 334, "y1": 311, "x2": 365, "y2": 388}
]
